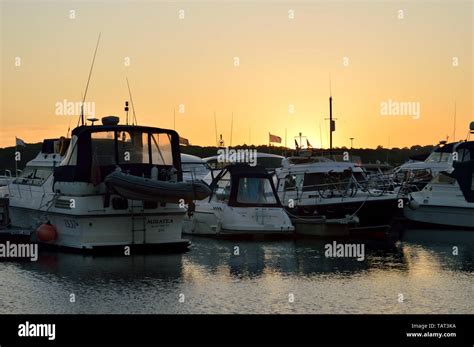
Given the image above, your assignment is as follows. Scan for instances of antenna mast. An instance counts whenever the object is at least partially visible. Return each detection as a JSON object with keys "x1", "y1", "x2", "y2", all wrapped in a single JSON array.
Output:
[
  {"x1": 80, "y1": 33, "x2": 101, "y2": 126},
  {"x1": 126, "y1": 77, "x2": 137, "y2": 125},
  {"x1": 453, "y1": 101, "x2": 457, "y2": 142},
  {"x1": 325, "y1": 76, "x2": 336, "y2": 158},
  {"x1": 214, "y1": 112, "x2": 218, "y2": 146},
  {"x1": 230, "y1": 112, "x2": 234, "y2": 147}
]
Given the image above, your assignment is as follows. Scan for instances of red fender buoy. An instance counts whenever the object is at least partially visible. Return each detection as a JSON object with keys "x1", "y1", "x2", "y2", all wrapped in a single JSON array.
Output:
[{"x1": 36, "y1": 222, "x2": 58, "y2": 242}]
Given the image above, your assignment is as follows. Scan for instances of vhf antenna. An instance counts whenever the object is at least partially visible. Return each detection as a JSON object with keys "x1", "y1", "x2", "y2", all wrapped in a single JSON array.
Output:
[
  {"x1": 126, "y1": 77, "x2": 137, "y2": 125},
  {"x1": 79, "y1": 33, "x2": 101, "y2": 126},
  {"x1": 214, "y1": 112, "x2": 218, "y2": 147}
]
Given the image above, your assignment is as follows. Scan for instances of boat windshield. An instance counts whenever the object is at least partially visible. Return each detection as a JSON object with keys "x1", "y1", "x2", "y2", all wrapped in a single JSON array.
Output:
[
  {"x1": 182, "y1": 163, "x2": 210, "y2": 176},
  {"x1": 236, "y1": 177, "x2": 277, "y2": 204},
  {"x1": 91, "y1": 130, "x2": 174, "y2": 166},
  {"x1": 425, "y1": 151, "x2": 452, "y2": 163}
]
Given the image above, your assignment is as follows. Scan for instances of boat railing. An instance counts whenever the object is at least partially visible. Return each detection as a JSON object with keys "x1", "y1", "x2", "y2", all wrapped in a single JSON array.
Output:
[
  {"x1": 395, "y1": 169, "x2": 435, "y2": 195},
  {"x1": 285, "y1": 172, "x2": 396, "y2": 205}
]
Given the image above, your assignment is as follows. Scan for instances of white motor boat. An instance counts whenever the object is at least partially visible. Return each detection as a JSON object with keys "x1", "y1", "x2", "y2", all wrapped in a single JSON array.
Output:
[
  {"x1": 393, "y1": 141, "x2": 458, "y2": 191},
  {"x1": 183, "y1": 164, "x2": 294, "y2": 237},
  {"x1": 275, "y1": 154, "x2": 403, "y2": 230},
  {"x1": 404, "y1": 140, "x2": 474, "y2": 229},
  {"x1": 2, "y1": 116, "x2": 196, "y2": 252}
]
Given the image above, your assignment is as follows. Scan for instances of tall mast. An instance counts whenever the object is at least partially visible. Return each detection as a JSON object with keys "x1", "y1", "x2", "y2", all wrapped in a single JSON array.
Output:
[{"x1": 329, "y1": 94, "x2": 333, "y2": 155}]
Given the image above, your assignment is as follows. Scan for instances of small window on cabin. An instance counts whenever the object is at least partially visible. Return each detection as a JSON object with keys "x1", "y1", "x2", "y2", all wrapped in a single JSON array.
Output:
[
  {"x1": 284, "y1": 174, "x2": 297, "y2": 191},
  {"x1": 284, "y1": 174, "x2": 304, "y2": 191},
  {"x1": 302, "y1": 173, "x2": 325, "y2": 192},
  {"x1": 91, "y1": 132, "x2": 116, "y2": 165},
  {"x1": 457, "y1": 148, "x2": 472, "y2": 162},
  {"x1": 432, "y1": 173, "x2": 456, "y2": 184},
  {"x1": 212, "y1": 175, "x2": 231, "y2": 202},
  {"x1": 151, "y1": 133, "x2": 173, "y2": 166},
  {"x1": 13, "y1": 167, "x2": 51, "y2": 186}
]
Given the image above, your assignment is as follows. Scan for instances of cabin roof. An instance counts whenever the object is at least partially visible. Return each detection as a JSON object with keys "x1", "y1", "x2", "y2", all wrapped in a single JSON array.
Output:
[
  {"x1": 225, "y1": 163, "x2": 269, "y2": 176},
  {"x1": 181, "y1": 153, "x2": 205, "y2": 163},
  {"x1": 71, "y1": 125, "x2": 178, "y2": 138}
]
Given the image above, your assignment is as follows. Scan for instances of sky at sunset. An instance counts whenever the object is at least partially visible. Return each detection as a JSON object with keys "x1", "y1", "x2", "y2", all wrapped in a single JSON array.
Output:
[{"x1": 1, "y1": 0, "x2": 472, "y2": 149}]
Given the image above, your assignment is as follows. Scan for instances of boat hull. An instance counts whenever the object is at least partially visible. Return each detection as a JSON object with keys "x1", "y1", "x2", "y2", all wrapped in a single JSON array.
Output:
[
  {"x1": 290, "y1": 216, "x2": 355, "y2": 237},
  {"x1": 183, "y1": 206, "x2": 294, "y2": 237},
  {"x1": 285, "y1": 197, "x2": 403, "y2": 229},
  {"x1": 404, "y1": 205, "x2": 474, "y2": 229},
  {"x1": 8, "y1": 206, "x2": 189, "y2": 251}
]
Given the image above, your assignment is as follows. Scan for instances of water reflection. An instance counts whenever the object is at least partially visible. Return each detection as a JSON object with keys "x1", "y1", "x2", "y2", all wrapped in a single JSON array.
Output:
[
  {"x1": 400, "y1": 228, "x2": 474, "y2": 272},
  {"x1": 185, "y1": 237, "x2": 408, "y2": 278},
  {"x1": 0, "y1": 227, "x2": 472, "y2": 314},
  {"x1": 30, "y1": 251, "x2": 185, "y2": 281}
]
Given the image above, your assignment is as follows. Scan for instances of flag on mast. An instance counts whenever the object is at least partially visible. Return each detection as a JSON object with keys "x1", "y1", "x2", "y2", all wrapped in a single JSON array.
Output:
[
  {"x1": 179, "y1": 137, "x2": 190, "y2": 146},
  {"x1": 15, "y1": 137, "x2": 26, "y2": 147},
  {"x1": 269, "y1": 133, "x2": 282, "y2": 144}
]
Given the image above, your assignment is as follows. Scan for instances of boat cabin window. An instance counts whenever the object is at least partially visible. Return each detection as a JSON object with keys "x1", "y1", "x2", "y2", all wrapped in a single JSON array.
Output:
[
  {"x1": 302, "y1": 171, "x2": 352, "y2": 192},
  {"x1": 237, "y1": 177, "x2": 276, "y2": 204},
  {"x1": 14, "y1": 167, "x2": 52, "y2": 186},
  {"x1": 431, "y1": 173, "x2": 456, "y2": 185},
  {"x1": 457, "y1": 148, "x2": 472, "y2": 162},
  {"x1": 151, "y1": 133, "x2": 173, "y2": 166},
  {"x1": 302, "y1": 173, "x2": 325, "y2": 192},
  {"x1": 117, "y1": 131, "x2": 150, "y2": 164},
  {"x1": 411, "y1": 168, "x2": 433, "y2": 181},
  {"x1": 283, "y1": 174, "x2": 304, "y2": 191},
  {"x1": 91, "y1": 131, "x2": 116, "y2": 165}
]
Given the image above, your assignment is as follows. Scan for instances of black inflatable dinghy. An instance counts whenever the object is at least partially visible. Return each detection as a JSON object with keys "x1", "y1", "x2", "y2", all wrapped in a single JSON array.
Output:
[{"x1": 105, "y1": 170, "x2": 211, "y2": 203}]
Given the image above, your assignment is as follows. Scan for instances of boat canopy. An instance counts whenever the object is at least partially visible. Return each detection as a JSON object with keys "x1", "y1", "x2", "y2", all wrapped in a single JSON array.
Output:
[
  {"x1": 425, "y1": 141, "x2": 474, "y2": 163},
  {"x1": 209, "y1": 164, "x2": 282, "y2": 207},
  {"x1": 54, "y1": 125, "x2": 182, "y2": 184}
]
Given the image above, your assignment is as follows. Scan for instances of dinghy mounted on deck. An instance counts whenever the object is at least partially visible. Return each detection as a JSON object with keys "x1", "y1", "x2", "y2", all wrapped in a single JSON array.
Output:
[{"x1": 104, "y1": 169, "x2": 211, "y2": 203}]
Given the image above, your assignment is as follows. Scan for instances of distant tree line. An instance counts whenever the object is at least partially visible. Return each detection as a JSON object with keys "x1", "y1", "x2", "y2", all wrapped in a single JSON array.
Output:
[{"x1": 0, "y1": 143, "x2": 435, "y2": 172}]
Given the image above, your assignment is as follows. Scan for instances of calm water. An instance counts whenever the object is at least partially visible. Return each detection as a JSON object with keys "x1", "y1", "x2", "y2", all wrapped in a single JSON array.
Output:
[{"x1": 0, "y1": 228, "x2": 473, "y2": 314}]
